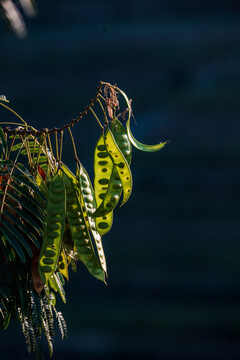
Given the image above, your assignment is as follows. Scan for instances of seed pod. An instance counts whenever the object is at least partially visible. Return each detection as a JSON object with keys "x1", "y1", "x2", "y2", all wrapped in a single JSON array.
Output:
[
  {"x1": 93, "y1": 120, "x2": 132, "y2": 221},
  {"x1": 78, "y1": 165, "x2": 107, "y2": 275},
  {"x1": 118, "y1": 85, "x2": 169, "y2": 152},
  {"x1": 104, "y1": 127, "x2": 132, "y2": 206},
  {"x1": 38, "y1": 173, "x2": 66, "y2": 284},
  {"x1": 111, "y1": 117, "x2": 132, "y2": 165},
  {"x1": 93, "y1": 167, "x2": 122, "y2": 217},
  {"x1": 62, "y1": 171, "x2": 106, "y2": 283},
  {"x1": 93, "y1": 135, "x2": 114, "y2": 235}
]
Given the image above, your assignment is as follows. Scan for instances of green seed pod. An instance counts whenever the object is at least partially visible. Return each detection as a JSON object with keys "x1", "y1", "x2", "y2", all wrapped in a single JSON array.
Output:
[
  {"x1": 93, "y1": 135, "x2": 114, "y2": 235},
  {"x1": 93, "y1": 121, "x2": 132, "y2": 229},
  {"x1": 78, "y1": 164, "x2": 107, "y2": 274},
  {"x1": 111, "y1": 117, "x2": 132, "y2": 165},
  {"x1": 62, "y1": 170, "x2": 106, "y2": 283},
  {"x1": 104, "y1": 127, "x2": 132, "y2": 206},
  {"x1": 93, "y1": 167, "x2": 121, "y2": 216},
  {"x1": 38, "y1": 173, "x2": 66, "y2": 284}
]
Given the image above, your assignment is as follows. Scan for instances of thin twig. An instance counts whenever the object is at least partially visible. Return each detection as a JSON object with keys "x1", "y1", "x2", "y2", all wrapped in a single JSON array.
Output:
[
  {"x1": 3, "y1": 82, "x2": 103, "y2": 136},
  {"x1": 97, "y1": 98, "x2": 108, "y2": 123},
  {"x1": 0, "y1": 102, "x2": 27, "y2": 126},
  {"x1": 55, "y1": 131, "x2": 59, "y2": 163},
  {"x1": 67, "y1": 128, "x2": 78, "y2": 162},
  {"x1": 59, "y1": 131, "x2": 63, "y2": 165},
  {"x1": 7, "y1": 134, "x2": 16, "y2": 160},
  {"x1": 89, "y1": 108, "x2": 104, "y2": 130}
]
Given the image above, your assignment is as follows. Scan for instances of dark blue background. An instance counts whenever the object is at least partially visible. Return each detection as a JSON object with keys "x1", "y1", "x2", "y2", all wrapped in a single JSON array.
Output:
[{"x1": 1, "y1": 1, "x2": 240, "y2": 359}]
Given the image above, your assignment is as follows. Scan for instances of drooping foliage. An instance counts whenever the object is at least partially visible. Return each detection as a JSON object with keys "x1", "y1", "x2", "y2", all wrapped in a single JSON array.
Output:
[{"x1": 0, "y1": 82, "x2": 168, "y2": 358}]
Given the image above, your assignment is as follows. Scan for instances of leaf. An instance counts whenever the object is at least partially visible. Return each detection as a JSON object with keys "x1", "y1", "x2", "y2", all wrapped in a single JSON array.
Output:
[
  {"x1": 52, "y1": 273, "x2": 66, "y2": 304},
  {"x1": 0, "y1": 128, "x2": 7, "y2": 156},
  {"x1": 54, "y1": 310, "x2": 67, "y2": 340},
  {"x1": 8, "y1": 205, "x2": 43, "y2": 237},
  {"x1": 9, "y1": 180, "x2": 46, "y2": 215},
  {"x1": 1, "y1": 220, "x2": 33, "y2": 257},
  {"x1": 3, "y1": 209, "x2": 40, "y2": 248},
  {"x1": 0, "y1": 160, "x2": 13, "y2": 166},
  {"x1": 0, "y1": 235, "x2": 16, "y2": 262},
  {"x1": 6, "y1": 190, "x2": 45, "y2": 224},
  {"x1": 0, "y1": 227, "x2": 26, "y2": 263},
  {"x1": 3, "y1": 310, "x2": 11, "y2": 330},
  {"x1": 13, "y1": 172, "x2": 46, "y2": 202}
]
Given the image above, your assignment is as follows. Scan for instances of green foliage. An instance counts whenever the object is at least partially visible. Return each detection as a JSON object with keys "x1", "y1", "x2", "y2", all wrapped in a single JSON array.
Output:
[{"x1": 0, "y1": 82, "x2": 168, "y2": 358}]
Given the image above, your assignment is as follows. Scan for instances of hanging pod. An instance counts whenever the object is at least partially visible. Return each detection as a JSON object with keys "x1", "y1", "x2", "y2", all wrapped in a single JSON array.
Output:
[
  {"x1": 115, "y1": 85, "x2": 169, "y2": 152},
  {"x1": 78, "y1": 164, "x2": 107, "y2": 275},
  {"x1": 93, "y1": 119, "x2": 132, "y2": 219},
  {"x1": 111, "y1": 117, "x2": 132, "y2": 165},
  {"x1": 38, "y1": 173, "x2": 66, "y2": 284},
  {"x1": 61, "y1": 170, "x2": 106, "y2": 283},
  {"x1": 93, "y1": 134, "x2": 114, "y2": 235},
  {"x1": 104, "y1": 126, "x2": 132, "y2": 207}
]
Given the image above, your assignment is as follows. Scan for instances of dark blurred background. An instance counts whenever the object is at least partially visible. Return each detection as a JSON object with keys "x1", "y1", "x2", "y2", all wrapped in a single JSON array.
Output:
[{"x1": 1, "y1": 1, "x2": 240, "y2": 359}]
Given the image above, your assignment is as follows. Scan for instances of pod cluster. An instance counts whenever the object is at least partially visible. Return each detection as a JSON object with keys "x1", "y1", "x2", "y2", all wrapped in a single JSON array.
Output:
[
  {"x1": 38, "y1": 167, "x2": 106, "y2": 287},
  {"x1": 38, "y1": 117, "x2": 135, "y2": 288}
]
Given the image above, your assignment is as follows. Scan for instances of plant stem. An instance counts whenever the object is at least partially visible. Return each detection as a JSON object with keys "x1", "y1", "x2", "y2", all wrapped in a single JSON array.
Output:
[
  {"x1": 97, "y1": 99, "x2": 108, "y2": 123},
  {"x1": 67, "y1": 128, "x2": 78, "y2": 162},
  {"x1": 0, "y1": 102, "x2": 27, "y2": 126},
  {"x1": 89, "y1": 108, "x2": 104, "y2": 130},
  {"x1": 55, "y1": 131, "x2": 59, "y2": 163}
]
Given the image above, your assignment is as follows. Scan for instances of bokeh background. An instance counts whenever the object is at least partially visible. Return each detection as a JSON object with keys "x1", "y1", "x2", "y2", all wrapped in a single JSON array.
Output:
[{"x1": 1, "y1": 1, "x2": 240, "y2": 359}]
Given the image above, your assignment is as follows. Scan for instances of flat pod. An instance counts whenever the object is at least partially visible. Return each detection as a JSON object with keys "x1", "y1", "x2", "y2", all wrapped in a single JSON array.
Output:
[
  {"x1": 38, "y1": 173, "x2": 66, "y2": 284},
  {"x1": 62, "y1": 171, "x2": 105, "y2": 283},
  {"x1": 78, "y1": 165, "x2": 107, "y2": 274},
  {"x1": 110, "y1": 117, "x2": 132, "y2": 165},
  {"x1": 93, "y1": 121, "x2": 132, "y2": 219},
  {"x1": 93, "y1": 135, "x2": 114, "y2": 235},
  {"x1": 93, "y1": 167, "x2": 122, "y2": 217},
  {"x1": 104, "y1": 127, "x2": 132, "y2": 206}
]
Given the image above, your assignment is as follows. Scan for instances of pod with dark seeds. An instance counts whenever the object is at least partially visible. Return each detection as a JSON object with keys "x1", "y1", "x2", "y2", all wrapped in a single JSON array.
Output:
[
  {"x1": 38, "y1": 173, "x2": 66, "y2": 284},
  {"x1": 111, "y1": 117, "x2": 132, "y2": 165},
  {"x1": 104, "y1": 127, "x2": 132, "y2": 206},
  {"x1": 93, "y1": 120, "x2": 132, "y2": 219},
  {"x1": 62, "y1": 171, "x2": 106, "y2": 283},
  {"x1": 78, "y1": 165, "x2": 107, "y2": 274},
  {"x1": 93, "y1": 135, "x2": 114, "y2": 235}
]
